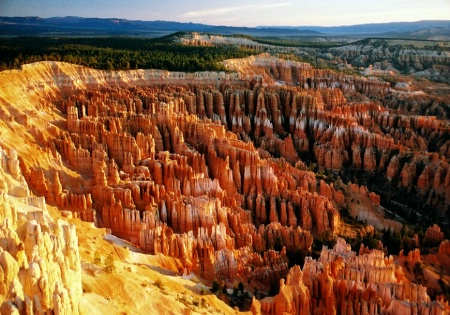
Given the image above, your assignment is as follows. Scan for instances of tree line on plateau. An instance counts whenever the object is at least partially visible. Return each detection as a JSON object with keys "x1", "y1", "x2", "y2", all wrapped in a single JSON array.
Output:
[{"x1": 0, "y1": 36, "x2": 257, "y2": 71}]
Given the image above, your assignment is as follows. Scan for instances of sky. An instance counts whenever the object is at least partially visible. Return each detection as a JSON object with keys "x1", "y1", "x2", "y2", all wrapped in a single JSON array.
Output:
[{"x1": 0, "y1": 0, "x2": 449, "y2": 27}]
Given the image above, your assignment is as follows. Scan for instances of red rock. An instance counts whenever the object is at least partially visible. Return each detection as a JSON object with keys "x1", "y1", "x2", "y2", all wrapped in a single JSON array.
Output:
[
  {"x1": 423, "y1": 224, "x2": 444, "y2": 245},
  {"x1": 400, "y1": 163, "x2": 416, "y2": 187},
  {"x1": 1, "y1": 59, "x2": 449, "y2": 313},
  {"x1": 363, "y1": 146, "x2": 377, "y2": 172},
  {"x1": 351, "y1": 143, "x2": 362, "y2": 169}
]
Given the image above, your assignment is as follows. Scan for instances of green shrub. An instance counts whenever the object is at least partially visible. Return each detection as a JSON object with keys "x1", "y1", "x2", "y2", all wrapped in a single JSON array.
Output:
[{"x1": 103, "y1": 252, "x2": 115, "y2": 274}]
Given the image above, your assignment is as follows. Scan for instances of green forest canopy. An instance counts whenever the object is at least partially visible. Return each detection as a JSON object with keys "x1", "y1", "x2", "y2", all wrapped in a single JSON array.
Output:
[{"x1": 0, "y1": 35, "x2": 258, "y2": 71}]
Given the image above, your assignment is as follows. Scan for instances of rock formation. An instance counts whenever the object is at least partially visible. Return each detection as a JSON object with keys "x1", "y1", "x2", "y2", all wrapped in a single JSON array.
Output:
[
  {"x1": 0, "y1": 56, "x2": 449, "y2": 312},
  {"x1": 423, "y1": 224, "x2": 445, "y2": 246},
  {"x1": 0, "y1": 144, "x2": 82, "y2": 314},
  {"x1": 252, "y1": 238, "x2": 450, "y2": 315}
]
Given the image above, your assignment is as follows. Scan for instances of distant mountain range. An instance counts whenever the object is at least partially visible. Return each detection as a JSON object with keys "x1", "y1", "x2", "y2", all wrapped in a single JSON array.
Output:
[
  {"x1": 1, "y1": 16, "x2": 449, "y2": 38},
  {"x1": 258, "y1": 20, "x2": 450, "y2": 35}
]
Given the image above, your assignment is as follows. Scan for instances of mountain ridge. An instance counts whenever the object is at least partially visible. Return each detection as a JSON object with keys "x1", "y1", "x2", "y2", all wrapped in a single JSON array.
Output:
[
  {"x1": 1, "y1": 16, "x2": 450, "y2": 37},
  {"x1": 257, "y1": 20, "x2": 450, "y2": 34}
]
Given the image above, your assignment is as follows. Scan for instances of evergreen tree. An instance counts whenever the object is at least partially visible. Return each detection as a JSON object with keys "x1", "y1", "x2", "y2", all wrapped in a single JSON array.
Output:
[
  {"x1": 104, "y1": 252, "x2": 116, "y2": 274},
  {"x1": 93, "y1": 251, "x2": 101, "y2": 265}
]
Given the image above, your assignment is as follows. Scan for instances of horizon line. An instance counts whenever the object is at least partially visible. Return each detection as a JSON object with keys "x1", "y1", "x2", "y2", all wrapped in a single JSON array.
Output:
[{"x1": 1, "y1": 15, "x2": 450, "y2": 29}]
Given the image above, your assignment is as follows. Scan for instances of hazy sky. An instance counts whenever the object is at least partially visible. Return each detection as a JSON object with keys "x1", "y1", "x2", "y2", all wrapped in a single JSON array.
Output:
[{"x1": 1, "y1": 0, "x2": 449, "y2": 27}]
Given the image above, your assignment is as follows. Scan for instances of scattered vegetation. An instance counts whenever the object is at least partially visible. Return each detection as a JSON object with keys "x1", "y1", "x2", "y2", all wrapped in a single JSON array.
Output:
[
  {"x1": 211, "y1": 279, "x2": 222, "y2": 294},
  {"x1": 176, "y1": 292, "x2": 207, "y2": 312},
  {"x1": 103, "y1": 252, "x2": 116, "y2": 274},
  {"x1": 231, "y1": 282, "x2": 251, "y2": 309},
  {"x1": 252, "y1": 36, "x2": 346, "y2": 48},
  {"x1": 413, "y1": 261, "x2": 425, "y2": 281},
  {"x1": 93, "y1": 250, "x2": 102, "y2": 265},
  {"x1": 311, "y1": 230, "x2": 337, "y2": 259},
  {"x1": 82, "y1": 280, "x2": 93, "y2": 293},
  {"x1": 153, "y1": 278, "x2": 164, "y2": 290},
  {"x1": 210, "y1": 280, "x2": 252, "y2": 311},
  {"x1": 83, "y1": 251, "x2": 104, "y2": 277}
]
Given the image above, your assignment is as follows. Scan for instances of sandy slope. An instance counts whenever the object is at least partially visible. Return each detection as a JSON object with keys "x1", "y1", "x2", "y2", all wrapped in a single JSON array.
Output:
[{"x1": 73, "y1": 217, "x2": 245, "y2": 315}]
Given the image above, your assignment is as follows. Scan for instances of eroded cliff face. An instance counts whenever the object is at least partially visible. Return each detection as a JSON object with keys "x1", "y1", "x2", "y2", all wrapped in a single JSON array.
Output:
[
  {"x1": 0, "y1": 57, "x2": 449, "y2": 312},
  {"x1": 0, "y1": 145, "x2": 82, "y2": 314}
]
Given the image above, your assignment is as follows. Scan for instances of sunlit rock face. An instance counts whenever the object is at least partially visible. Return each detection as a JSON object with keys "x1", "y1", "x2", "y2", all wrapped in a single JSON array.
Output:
[
  {"x1": 0, "y1": 56, "x2": 449, "y2": 312},
  {"x1": 0, "y1": 144, "x2": 82, "y2": 314}
]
